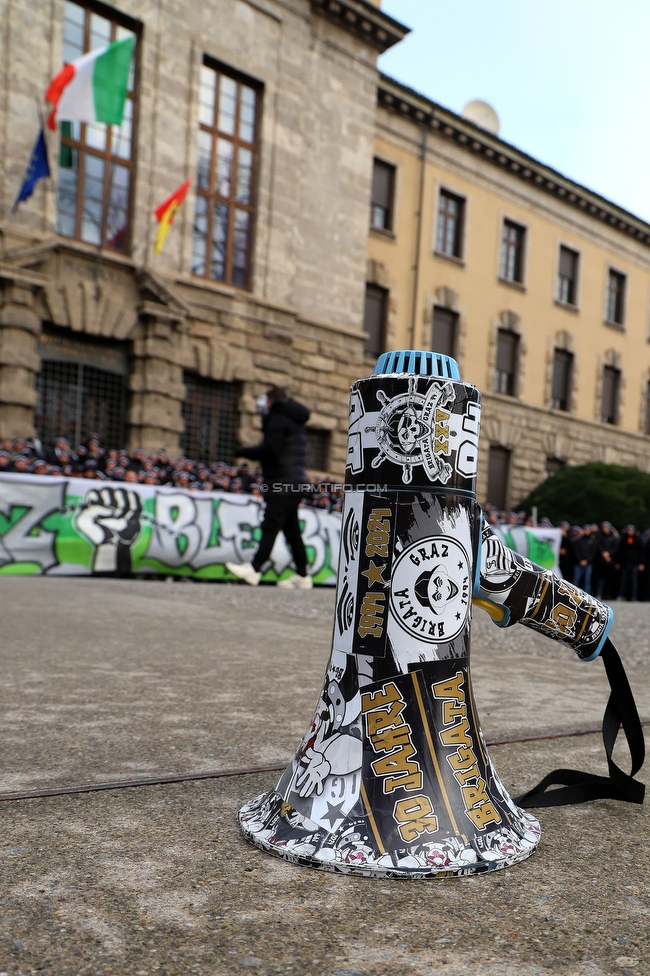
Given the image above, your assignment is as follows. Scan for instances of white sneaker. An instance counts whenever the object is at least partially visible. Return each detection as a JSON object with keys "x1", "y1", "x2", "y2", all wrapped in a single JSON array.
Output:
[
  {"x1": 225, "y1": 561, "x2": 261, "y2": 586},
  {"x1": 276, "y1": 573, "x2": 313, "y2": 589}
]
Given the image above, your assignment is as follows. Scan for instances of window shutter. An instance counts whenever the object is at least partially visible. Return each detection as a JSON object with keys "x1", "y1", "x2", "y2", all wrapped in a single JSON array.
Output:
[
  {"x1": 372, "y1": 160, "x2": 393, "y2": 212},
  {"x1": 602, "y1": 366, "x2": 620, "y2": 424},
  {"x1": 487, "y1": 446, "x2": 511, "y2": 510},
  {"x1": 559, "y1": 247, "x2": 576, "y2": 279},
  {"x1": 552, "y1": 349, "x2": 572, "y2": 409},
  {"x1": 496, "y1": 330, "x2": 517, "y2": 373},
  {"x1": 363, "y1": 284, "x2": 388, "y2": 358},
  {"x1": 431, "y1": 307, "x2": 457, "y2": 358}
]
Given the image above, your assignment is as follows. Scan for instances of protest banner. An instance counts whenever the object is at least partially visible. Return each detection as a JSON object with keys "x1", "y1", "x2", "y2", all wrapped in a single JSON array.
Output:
[
  {"x1": 0, "y1": 473, "x2": 340, "y2": 583},
  {"x1": 0, "y1": 473, "x2": 562, "y2": 581},
  {"x1": 492, "y1": 524, "x2": 562, "y2": 575}
]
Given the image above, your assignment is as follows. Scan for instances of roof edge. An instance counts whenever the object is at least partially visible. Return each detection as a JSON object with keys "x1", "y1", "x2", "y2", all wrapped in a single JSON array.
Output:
[
  {"x1": 378, "y1": 72, "x2": 650, "y2": 246},
  {"x1": 311, "y1": 0, "x2": 410, "y2": 53}
]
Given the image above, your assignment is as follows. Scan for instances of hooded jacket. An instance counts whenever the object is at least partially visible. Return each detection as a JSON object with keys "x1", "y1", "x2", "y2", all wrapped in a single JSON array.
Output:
[
  {"x1": 617, "y1": 531, "x2": 643, "y2": 567},
  {"x1": 571, "y1": 531, "x2": 596, "y2": 564},
  {"x1": 597, "y1": 523, "x2": 619, "y2": 558},
  {"x1": 242, "y1": 397, "x2": 310, "y2": 488}
]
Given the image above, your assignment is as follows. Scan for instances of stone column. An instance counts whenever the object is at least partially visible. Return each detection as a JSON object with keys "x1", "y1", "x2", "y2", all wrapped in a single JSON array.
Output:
[
  {"x1": 0, "y1": 273, "x2": 43, "y2": 439},
  {"x1": 127, "y1": 304, "x2": 186, "y2": 454}
]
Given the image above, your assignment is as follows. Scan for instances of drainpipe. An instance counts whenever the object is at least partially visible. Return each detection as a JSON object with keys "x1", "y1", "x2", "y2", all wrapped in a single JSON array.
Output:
[{"x1": 410, "y1": 114, "x2": 431, "y2": 349}]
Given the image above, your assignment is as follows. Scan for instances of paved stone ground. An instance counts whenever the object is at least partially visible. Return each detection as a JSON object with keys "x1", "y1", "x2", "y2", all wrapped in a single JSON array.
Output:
[{"x1": 1, "y1": 578, "x2": 649, "y2": 976}]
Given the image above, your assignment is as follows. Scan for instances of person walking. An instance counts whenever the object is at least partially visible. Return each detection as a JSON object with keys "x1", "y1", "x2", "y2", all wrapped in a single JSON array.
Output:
[{"x1": 226, "y1": 386, "x2": 312, "y2": 589}]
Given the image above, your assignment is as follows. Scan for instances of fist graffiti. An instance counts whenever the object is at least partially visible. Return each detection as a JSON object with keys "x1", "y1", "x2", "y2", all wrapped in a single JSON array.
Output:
[{"x1": 76, "y1": 488, "x2": 142, "y2": 573}]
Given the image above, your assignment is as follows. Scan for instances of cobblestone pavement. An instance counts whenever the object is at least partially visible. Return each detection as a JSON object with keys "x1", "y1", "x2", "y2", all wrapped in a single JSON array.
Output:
[{"x1": 1, "y1": 578, "x2": 649, "y2": 976}]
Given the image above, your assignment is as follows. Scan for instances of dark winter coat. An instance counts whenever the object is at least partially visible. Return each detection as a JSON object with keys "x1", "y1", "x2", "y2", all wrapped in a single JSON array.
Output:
[
  {"x1": 617, "y1": 532, "x2": 644, "y2": 567},
  {"x1": 241, "y1": 397, "x2": 310, "y2": 488},
  {"x1": 571, "y1": 534, "x2": 597, "y2": 564},
  {"x1": 597, "y1": 525, "x2": 619, "y2": 557}
]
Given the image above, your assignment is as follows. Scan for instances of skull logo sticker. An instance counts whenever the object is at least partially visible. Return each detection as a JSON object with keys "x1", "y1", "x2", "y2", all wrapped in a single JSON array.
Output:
[
  {"x1": 390, "y1": 536, "x2": 471, "y2": 644},
  {"x1": 366, "y1": 376, "x2": 456, "y2": 484}
]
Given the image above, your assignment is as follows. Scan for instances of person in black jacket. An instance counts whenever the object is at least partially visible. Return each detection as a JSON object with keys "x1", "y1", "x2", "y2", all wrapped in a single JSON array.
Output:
[
  {"x1": 616, "y1": 525, "x2": 645, "y2": 601},
  {"x1": 593, "y1": 521, "x2": 619, "y2": 600},
  {"x1": 640, "y1": 528, "x2": 650, "y2": 601},
  {"x1": 558, "y1": 521, "x2": 574, "y2": 582},
  {"x1": 226, "y1": 386, "x2": 312, "y2": 589},
  {"x1": 571, "y1": 525, "x2": 596, "y2": 594}
]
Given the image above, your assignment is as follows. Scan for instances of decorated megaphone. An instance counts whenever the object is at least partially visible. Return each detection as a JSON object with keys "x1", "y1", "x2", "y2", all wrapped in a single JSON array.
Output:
[{"x1": 238, "y1": 351, "x2": 618, "y2": 878}]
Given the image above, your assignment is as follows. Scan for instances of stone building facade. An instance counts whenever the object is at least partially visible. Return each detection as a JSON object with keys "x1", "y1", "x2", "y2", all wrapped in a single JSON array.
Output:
[
  {"x1": 0, "y1": 0, "x2": 407, "y2": 473},
  {"x1": 367, "y1": 74, "x2": 650, "y2": 507},
  {"x1": 6, "y1": 0, "x2": 650, "y2": 505}
]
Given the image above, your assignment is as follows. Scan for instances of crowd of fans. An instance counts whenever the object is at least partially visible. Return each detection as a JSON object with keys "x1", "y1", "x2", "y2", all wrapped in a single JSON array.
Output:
[
  {"x1": 2, "y1": 437, "x2": 649, "y2": 597},
  {"x1": 0, "y1": 435, "x2": 345, "y2": 512},
  {"x1": 483, "y1": 504, "x2": 648, "y2": 602}
]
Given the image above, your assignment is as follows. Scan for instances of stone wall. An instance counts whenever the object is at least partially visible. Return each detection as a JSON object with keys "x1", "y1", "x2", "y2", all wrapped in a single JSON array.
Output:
[
  {"x1": 0, "y1": 271, "x2": 45, "y2": 438},
  {"x1": 0, "y1": 0, "x2": 407, "y2": 467},
  {"x1": 0, "y1": 0, "x2": 389, "y2": 329},
  {"x1": 0, "y1": 244, "x2": 365, "y2": 473},
  {"x1": 478, "y1": 392, "x2": 650, "y2": 508}
]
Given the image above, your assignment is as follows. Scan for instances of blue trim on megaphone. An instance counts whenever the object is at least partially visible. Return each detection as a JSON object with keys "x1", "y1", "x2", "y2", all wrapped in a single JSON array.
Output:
[
  {"x1": 583, "y1": 605, "x2": 614, "y2": 662},
  {"x1": 473, "y1": 511, "x2": 483, "y2": 595},
  {"x1": 373, "y1": 350, "x2": 461, "y2": 379}
]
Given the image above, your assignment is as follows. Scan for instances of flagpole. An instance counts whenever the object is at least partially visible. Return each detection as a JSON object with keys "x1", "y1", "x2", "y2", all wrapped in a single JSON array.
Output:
[
  {"x1": 11, "y1": 102, "x2": 52, "y2": 215},
  {"x1": 35, "y1": 97, "x2": 46, "y2": 132},
  {"x1": 92, "y1": 138, "x2": 115, "y2": 296},
  {"x1": 35, "y1": 98, "x2": 53, "y2": 233}
]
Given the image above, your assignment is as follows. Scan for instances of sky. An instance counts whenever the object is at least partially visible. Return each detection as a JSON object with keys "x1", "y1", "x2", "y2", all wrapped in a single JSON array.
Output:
[{"x1": 379, "y1": 0, "x2": 650, "y2": 222}]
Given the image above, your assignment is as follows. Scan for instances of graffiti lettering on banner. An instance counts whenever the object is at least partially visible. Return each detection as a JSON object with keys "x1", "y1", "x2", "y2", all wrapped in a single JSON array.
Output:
[
  {"x1": 0, "y1": 474, "x2": 340, "y2": 582},
  {"x1": 0, "y1": 480, "x2": 64, "y2": 572}
]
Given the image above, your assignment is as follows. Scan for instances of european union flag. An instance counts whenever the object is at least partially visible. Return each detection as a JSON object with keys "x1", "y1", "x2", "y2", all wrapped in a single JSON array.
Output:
[{"x1": 12, "y1": 128, "x2": 50, "y2": 212}]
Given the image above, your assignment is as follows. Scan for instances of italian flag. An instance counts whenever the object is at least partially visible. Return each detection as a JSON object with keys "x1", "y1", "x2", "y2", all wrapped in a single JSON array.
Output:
[
  {"x1": 154, "y1": 179, "x2": 192, "y2": 255},
  {"x1": 45, "y1": 36, "x2": 134, "y2": 131}
]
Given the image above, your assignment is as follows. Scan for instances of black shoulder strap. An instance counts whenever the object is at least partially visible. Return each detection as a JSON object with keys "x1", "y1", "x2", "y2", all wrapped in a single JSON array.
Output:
[{"x1": 515, "y1": 638, "x2": 645, "y2": 808}]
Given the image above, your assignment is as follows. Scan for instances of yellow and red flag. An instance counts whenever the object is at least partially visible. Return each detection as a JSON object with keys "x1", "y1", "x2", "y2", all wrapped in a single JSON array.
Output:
[{"x1": 154, "y1": 178, "x2": 191, "y2": 255}]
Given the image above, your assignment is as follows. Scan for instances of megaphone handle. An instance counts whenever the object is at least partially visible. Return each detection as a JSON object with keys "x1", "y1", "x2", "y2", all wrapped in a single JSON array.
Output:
[
  {"x1": 515, "y1": 639, "x2": 645, "y2": 808},
  {"x1": 472, "y1": 596, "x2": 507, "y2": 624}
]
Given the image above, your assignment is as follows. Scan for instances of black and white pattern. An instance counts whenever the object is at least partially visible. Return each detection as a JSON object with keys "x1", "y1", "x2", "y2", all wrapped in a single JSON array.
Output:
[
  {"x1": 239, "y1": 365, "x2": 542, "y2": 879},
  {"x1": 239, "y1": 657, "x2": 541, "y2": 877},
  {"x1": 477, "y1": 522, "x2": 612, "y2": 660},
  {"x1": 386, "y1": 494, "x2": 477, "y2": 671},
  {"x1": 274, "y1": 649, "x2": 363, "y2": 833},
  {"x1": 370, "y1": 377, "x2": 456, "y2": 485},
  {"x1": 479, "y1": 528, "x2": 527, "y2": 593},
  {"x1": 390, "y1": 536, "x2": 471, "y2": 645},
  {"x1": 345, "y1": 375, "x2": 481, "y2": 493}
]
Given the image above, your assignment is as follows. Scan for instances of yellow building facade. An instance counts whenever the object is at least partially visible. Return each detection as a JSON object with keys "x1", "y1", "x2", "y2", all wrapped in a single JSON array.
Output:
[{"x1": 367, "y1": 75, "x2": 650, "y2": 508}]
